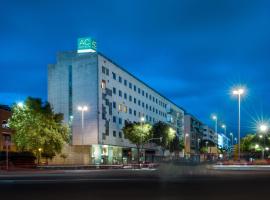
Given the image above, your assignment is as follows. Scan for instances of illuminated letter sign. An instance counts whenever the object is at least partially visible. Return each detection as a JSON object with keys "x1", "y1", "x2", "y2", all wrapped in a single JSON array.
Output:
[{"x1": 77, "y1": 37, "x2": 97, "y2": 53}]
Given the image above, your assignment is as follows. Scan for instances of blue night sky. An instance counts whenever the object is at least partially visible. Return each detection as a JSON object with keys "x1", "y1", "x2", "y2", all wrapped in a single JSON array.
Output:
[{"x1": 1, "y1": 0, "x2": 270, "y2": 136}]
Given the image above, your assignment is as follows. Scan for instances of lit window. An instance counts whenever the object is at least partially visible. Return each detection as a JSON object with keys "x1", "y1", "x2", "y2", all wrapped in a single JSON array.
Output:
[
  {"x1": 101, "y1": 80, "x2": 106, "y2": 89},
  {"x1": 118, "y1": 104, "x2": 122, "y2": 112}
]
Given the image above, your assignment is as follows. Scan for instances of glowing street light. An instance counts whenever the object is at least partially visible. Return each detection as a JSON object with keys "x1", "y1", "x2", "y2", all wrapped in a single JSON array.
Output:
[
  {"x1": 212, "y1": 115, "x2": 218, "y2": 149},
  {"x1": 255, "y1": 144, "x2": 259, "y2": 149},
  {"x1": 78, "y1": 105, "x2": 88, "y2": 145},
  {"x1": 259, "y1": 124, "x2": 268, "y2": 133},
  {"x1": 17, "y1": 102, "x2": 24, "y2": 108},
  {"x1": 232, "y1": 87, "x2": 245, "y2": 160},
  {"x1": 221, "y1": 124, "x2": 227, "y2": 136},
  {"x1": 258, "y1": 123, "x2": 268, "y2": 160}
]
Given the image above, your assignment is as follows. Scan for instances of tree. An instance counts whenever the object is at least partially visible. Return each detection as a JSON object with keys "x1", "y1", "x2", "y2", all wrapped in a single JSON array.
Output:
[
  {"x1": 169, "y1": 136, "x2": 184, "y2": 153},
  {"x1": 9, "y1": 97, "x2": 69, "y2": 161},
  {"x1": 152, "y1": 121, "x2": 176, "y2": 155},
  {"x1": 122, "y1": 121, "x2": 152, "y2": 163}
]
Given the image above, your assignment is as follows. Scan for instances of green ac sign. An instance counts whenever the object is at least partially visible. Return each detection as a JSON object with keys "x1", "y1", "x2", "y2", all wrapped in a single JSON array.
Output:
[{"x1": 77, "y1": 37, "x2": 97, "y2": 53}]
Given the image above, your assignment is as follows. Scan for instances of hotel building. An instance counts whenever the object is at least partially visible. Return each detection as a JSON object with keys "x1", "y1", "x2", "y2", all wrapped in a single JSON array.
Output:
[{"x1": 48, "y1": 38, "x2": 184, "y2": 164}]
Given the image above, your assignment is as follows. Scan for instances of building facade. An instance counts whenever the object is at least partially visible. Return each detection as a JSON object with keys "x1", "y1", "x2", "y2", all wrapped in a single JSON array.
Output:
[
  {"x1": 218, "y1": 133, "x2": 231, "y2": 150},
  {"x1": 0, "y1": 105, "x2": 15, "y2": 152},
  {"x1": 184, "y1": 114, "x2": 204, "y2": 154},
  {"x1": 48, "y1": 40, "x2": 184, "y2": 164},
  {"x1": 202, "y1": 125, "x2": 218, "y2": 154}
]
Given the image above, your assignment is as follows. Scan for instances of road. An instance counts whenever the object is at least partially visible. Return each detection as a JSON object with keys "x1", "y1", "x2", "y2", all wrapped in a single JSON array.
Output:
[{"x1": 0, "y1": 165, "x2": 270, "y2": 200}]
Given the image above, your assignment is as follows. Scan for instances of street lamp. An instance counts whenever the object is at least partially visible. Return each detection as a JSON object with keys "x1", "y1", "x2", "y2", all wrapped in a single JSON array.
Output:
[
  {"x1": 232, "y1": 87, "x2": 245, "y2": 160},
  {"x1": 212, "y1": 115, "x2": 218, "y2": 151},
  {"x1": 185, "y1": 133, "x2": 189, "y2": 155},
  {"x1": 258, "y1": 123, "x2": 268, "y2": 159},
  {"x1": 78, "y1": 105, "x2": 88, "y2": 145},
  {"x1": 17, "y1": 102, "x2": 24, "y2": 108},
  {"x1": 139, "y1": 116, "x2": 145, "y2": 163},
  {"x1": 221, "y1": 124, "x2": 227, "y2": 136}
]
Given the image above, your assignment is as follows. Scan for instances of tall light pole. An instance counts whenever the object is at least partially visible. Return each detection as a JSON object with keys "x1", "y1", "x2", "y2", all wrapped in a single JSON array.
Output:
[
  {"x1": 259, "y1": 123, "x2": 268, "y2": 160},
  {"x1": 232, "y1": 88, "x2": 245, "y2": 160},
  {"x1": 140, "y1": 116, "x2": 145, "y2": 163},
  {"x1": 212, "y1": 115, "x2": 218, "y2": 151},
  {"x1": 78, "y1": 105, "x2": 88, "y2": 145},
  {"x1": 185, "y1": 133, "x2": 189, "y2": 156},
  {"x1": 221, "y1": 124, "x2": 227, "y2": 136}
]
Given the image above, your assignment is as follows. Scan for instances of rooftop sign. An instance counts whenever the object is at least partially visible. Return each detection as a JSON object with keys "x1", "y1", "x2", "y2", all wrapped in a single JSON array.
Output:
[{"x1": 77, "y1": 37, "x2": 97, "y2": 53}]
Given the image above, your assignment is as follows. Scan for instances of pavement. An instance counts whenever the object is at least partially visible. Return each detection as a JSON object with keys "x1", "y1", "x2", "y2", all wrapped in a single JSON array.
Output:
[{"x1": 1, "y1": 164, "x2": 270, "y2": 200}]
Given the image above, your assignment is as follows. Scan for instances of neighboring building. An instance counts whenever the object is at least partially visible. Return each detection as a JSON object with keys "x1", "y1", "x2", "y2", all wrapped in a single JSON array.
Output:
[
  {"x1": 202, "y1": 125, "x2": 218, "y2": 154},
  {"x1": 202, "y1": 125, "x2": 218, "y2": 145},
  {"x1": 218, "y1": 133, "x2": 230, "y2": 150},
  {"x1": 184, "y1": 114, "x2": 204, "y2": 154},
  {"x1": 0, "y1": 105, "x2": 15, "y2": 152},
  {"x1": 48, "y1": 37, "x2": 185, "y2": 164}
]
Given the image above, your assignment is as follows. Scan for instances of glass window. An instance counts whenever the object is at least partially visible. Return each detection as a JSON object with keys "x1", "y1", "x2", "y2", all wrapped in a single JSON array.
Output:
[
  {"x1": 129, "y1": 82, "x2": 132, "y2": 89},
  {"x1": 129, "y1": 108, "x2": 132, "y2": 114},
  {"x1": 138, "y1": 88, "x2": 140, "y2": 94},
  {"x1": 106, "y1": 68, "x2": 109, "y2": 76},
  {"x1": 113, "y1": 102, "x2": 116, "y2": 109},
  {"x1": 119, "y1": 117, "x2": 122, "y2": 125},
  {"x1": 129, "y1": 95, "x2": 132, "y2": 102},
  {"x1": 119, "y1": 90, "x2": 122, "y2": 97},
  {"x1": 113, "y1": 116, "x2": 116, "y2": 123},
  {"x1": 134, "y1": 98, "x2": 136, "y2": 104},
  {"x1": 119, "y1": 76, "x2": 122, "y2": 83},
  {"x1": 124, "y1": 79, "x2": 127, "y2": 86},
  {"x1": 142, "y1": 90, "x2": 144, "y2": 96},
  {"x1": 124, "y1": 93, "x2": 127, "y2": 99},
  {"x1": 101, "y1": 80, "x2": 106, "y2": 89},
  {"x1": 102, "y1": 66, "x2": 106, "y2": 74},
  {"x1": 119, "y1": 131, "x2": 122, "y2": 138},
  {"x1": 113, "y1": 131, "x2": 116, "y2": 137},
  {"x1": 134, "y1": 85, "x2": 136, "y2": 92},
  {"x1": 112, "y1": 72, "x2": 116, "y2": 80},
  {"x1": 146, "y1": 93, "x2": 148, "y2": 98},
  {"x1": 113, "y1": 87, "x2": 116, "y2": 94},
  {"x1": 134, "y1": 110, "x2": 136, "y2": 116},
  {"x1": 138, "y1": 100, "x2": 141, "y2": 106},
  {"x1": 142, "y1": 102, "x2": 145, "y2": 108}
]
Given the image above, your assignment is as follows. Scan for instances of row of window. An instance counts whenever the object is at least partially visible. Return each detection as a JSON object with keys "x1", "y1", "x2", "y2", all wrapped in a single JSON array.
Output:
[
  {"x1": 111, "y1": 88, "x2": 167, "y2": 118},
  {"x1": 102, "y1": 66, "x2": 167, "y2": 109},
  {"x1": 112, "y1": 114, "x2": 157, "y2": 125},
  {"x1": 112, "y1": 100, "x2": 167, "y2": 118}
]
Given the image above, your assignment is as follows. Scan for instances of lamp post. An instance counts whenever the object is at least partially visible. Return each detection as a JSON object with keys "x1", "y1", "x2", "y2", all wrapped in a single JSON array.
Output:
[
  {"x1": 212, "y1": 115, "x2": 218, "y2": 153},
  {"x1": 221, "y1": 124, "x2": 227, "y2": 136},
  {"x1": 185, "y1": 133, "x2": 189, "y2": 156},
  {"x1": 259, "y1": 124, "x2": 268, "y2": 160},
  {"x1": 140, "y1": 116, "x2": 145, "y2": 163},
  {"x1": 78, "y1": 105, "x2": 88, "y2": 145},
  {"x1": 232, "y1": 88, "x2": 245, "y2": 160}
]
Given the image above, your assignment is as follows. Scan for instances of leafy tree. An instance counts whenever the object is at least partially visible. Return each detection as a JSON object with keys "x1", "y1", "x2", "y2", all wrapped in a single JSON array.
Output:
[
  {"x1": 169, "y1": 136, "x2": 184, "y2": 153},
  {"x1": 122, "y1": 121, "x2": 152, "y2": 163},
  {"x1": 9, "y1": 97, "x2": 69, "y2": 161},
  {"x1": 152, "y1": 121, "x2": 176, "y2": 155}
]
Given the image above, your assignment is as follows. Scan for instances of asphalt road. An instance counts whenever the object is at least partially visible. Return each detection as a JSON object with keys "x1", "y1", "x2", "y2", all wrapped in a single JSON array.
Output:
[{"x1": 0, "y1": 165, "x2": 270, "y2": 200}]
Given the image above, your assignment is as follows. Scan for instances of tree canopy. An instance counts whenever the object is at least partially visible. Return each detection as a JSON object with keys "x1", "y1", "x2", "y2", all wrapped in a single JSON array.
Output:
[
  {"x1": 122, "y1": 121, "x2": 152, "y2": 148},
  {"x1": 151, "y1": 121, "x2": 176, "y2": 151},
  {"x1": 9, "y1": 97, "x2": 69, "y2": 159}
]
